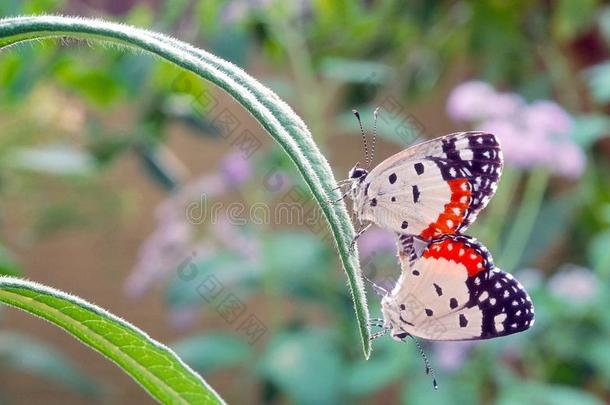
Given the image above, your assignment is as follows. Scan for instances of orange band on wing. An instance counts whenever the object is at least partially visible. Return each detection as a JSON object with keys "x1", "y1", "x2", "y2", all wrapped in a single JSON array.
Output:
[
  {"x1": 422, "y1": 238, "x2": 485, "y2": 277},
  {"x1": 419, "y1": 178, "x2": 472, "y2": 240}
]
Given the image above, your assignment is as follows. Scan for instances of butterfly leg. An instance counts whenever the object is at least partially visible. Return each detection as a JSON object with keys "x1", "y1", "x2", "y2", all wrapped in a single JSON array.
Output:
[
  {"x1": 329, "y1": 190, "x2": 350, "y2": 204},
  {"x1": 368, "y1": 319, "x2": 385, "y2": 329},
  {"x1": 369, "y1": 329, "x2": 388, "y2": 340},
  {"x1": 348, "y1": 222, "x2": 372, "y2": 254},
  {"x1": 332, "y1": 179, "x2": 351, "y2": 190}
]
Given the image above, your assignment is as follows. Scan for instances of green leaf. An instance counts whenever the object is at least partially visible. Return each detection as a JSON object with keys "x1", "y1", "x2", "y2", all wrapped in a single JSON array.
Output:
[
  {"x1": 0, "y1": 331, "x2": 100, "y2": 397},
  {"x1": 0, "y1": 246, "x2": 22, "y2": 277},
  {"x1": 588, "y1": 229, "x2": 610, "y2": 277},
  {"x1": 172, "y1": 333, "x2": 252, "y2": 374},
  {"x1": 319, "y1": 57, "x2": 394, "y2": 85},
  {"x1": 0, "y1": 15, "x2": 370, "y2": 356},
  {"x1": 570, "y1": 114, "x2": 610, "y2": 148},
  {"x1": 497, "y1": 381, "x2": 604, "y2": 405},
  {"x1": 263, "y1": 232, "x2": 330, "y2": 298},
  {"x1": 7, "y1": 145, "x2": 96, "y2": 176},
  {"x1": 257, "y1": 329, "x2": 344, "y2": 405},
  {"x1": 335, "y1": 106, "x2": 424, "y2": 147},
  {"x1": 584, "y1": 62, "x2": 610, "y2": 104},
  {"x1": 344, "y1": 337, "x2": 411, "y2": 396},
  {"x1": 0, "y1": 276, "x2": 223, "y2": 405}
]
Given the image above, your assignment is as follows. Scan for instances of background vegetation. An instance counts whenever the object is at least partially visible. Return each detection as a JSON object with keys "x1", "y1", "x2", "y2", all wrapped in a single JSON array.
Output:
[{"x1": 1, "y1": 1, "x2": 610, "y2": 404}]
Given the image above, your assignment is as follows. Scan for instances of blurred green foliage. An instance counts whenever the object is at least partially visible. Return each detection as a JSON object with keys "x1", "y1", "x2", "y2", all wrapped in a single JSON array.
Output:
[{"x1": 3, "y1": 0, "x2": 610, "y2": 403}]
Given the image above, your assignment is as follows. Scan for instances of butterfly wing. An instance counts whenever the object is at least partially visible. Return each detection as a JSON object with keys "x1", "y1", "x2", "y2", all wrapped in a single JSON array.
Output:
[
  {"x1": 389, "y1": 235, "x2": 534, "y2": 341},
  {"x1": 361, "y1": 132, "x2": 502, "y2": 239}
]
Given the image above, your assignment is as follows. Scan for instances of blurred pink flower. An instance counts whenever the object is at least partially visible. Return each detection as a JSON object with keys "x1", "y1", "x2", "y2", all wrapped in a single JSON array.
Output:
[
  {"x1": 125, "y1": 152, "x2": 257, "y2": 300},
  {"x1": 433, "y1": 341, "x2": 478, "y2": 372},
  {"x1": 548, "y1": 264, "x2": 598, "y2": 304},
  {"x1": 448, "y1": 81, "x2": 585, "y2": 178},
  {"x1": 446, "y1": 81, "x2": 496, "y2": 122},
  {"x1": 214, "y1": 216, "x2": 260, "y2": 261},
  {"x1": 447, "y1": 81, "x2": 523, "y2": 122},
  {"x1": 514, "y1": 268, "x2": 543, "y2": 291},
  {"x1": 551, "y1": 143, "x2": 587, "y2": 179},
  {"x1": 523, "y1": 100, "x2": 573, "y2": 136},
  {"x1": 169, "y1": 306, "x2": 200, "y2": 332},
  {"x1": 357, "y1": 226, "x2": 396, "y2": 260},
  {"x1": 222, "y1": 0, "x2": 272, "y2": 24},
  {"x1": 220, "y1": 152, "x2": 252, "y2": 187}
]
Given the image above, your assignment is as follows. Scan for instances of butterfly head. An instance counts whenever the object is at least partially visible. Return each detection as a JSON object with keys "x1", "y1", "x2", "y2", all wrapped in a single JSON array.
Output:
[{"x1": 348, "y1": 164, "x2": 368, "y2": 182}]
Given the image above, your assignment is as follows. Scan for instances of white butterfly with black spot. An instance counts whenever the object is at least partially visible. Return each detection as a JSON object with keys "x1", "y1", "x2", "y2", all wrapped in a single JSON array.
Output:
[
  {"x1": 370, "y1": 234, "x2": 534, "y2": 342},
  {"x1": 343, "y1": 124, "x2": 503, "y2": 252}
]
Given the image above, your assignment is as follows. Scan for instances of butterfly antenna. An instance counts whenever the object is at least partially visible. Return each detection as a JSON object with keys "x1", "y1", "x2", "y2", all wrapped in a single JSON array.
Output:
[
  {"x1": 369, "y1": 107, "x2": 380, "y2": 169},
  {"x1": 408, "y1": 335, "x2": 438, "y2": 390},
  {"x1": 353, "y1": 109, "x2": 369, "y2": 167}
]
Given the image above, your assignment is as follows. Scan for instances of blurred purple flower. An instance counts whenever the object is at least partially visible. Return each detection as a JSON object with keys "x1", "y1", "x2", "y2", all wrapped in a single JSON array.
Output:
[
  {"x1": 448, "y1": 81, "x2": 585, "y2": 178},
  {"x1": 126, "y1": 152, "x2": 256, "y2": 299},
  {"x1": 220, "y1": 152, "x2": 252, "y2": 187},
  {"x1": 447, "y1": 81, "x2": 523, "y2": 122},
  {"x1": 357, "y1": 226, "x2": 396, "y2": 260},
  {"x1": 514, "y1": 268, "x2": 543, "y2": 291},
  {"x1": 548, "y1": 264, "x2": 598, "y2": 304},
  {"x1": 523, "y1": 100, "x2": 573, "y2": 137},
  {"x1": 222, "y1": 0, "x2": 272, "y2": 24},
  {"x1": 447, "y1": 81, "x2": 495, "y2": 121},
  {"x1": 551, "y1": 142, "x2": 587, "y2": 179},
  {"x1": 433, "y1": 341, "x2": 478, "y2": 372},
  {"x1": 169, "y1": 306, "x2": 200, "y2": 332},
  {"x1": 124, "y1": 214, "x2": 192, "y2": 295},
  {"x1": 214, "y1": 216, "x2": 260, "y2": 261}
]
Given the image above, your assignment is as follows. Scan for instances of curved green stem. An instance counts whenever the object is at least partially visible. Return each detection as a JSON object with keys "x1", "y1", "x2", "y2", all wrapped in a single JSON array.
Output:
[
  {"x1": 0, "y1": 16, "x2": 370, "y2": 356},
  {"x1": 498, "y1": 169, "x2": 550, "y2": 272},
  {"x1": 476, "y1": 168, "x2": 521, "y2": 253}
]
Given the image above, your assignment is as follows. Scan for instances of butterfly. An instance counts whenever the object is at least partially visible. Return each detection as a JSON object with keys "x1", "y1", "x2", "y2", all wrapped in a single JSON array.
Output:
[
  {"x1": 373, "y1": 234, "x2": 534, "y2": 341},
  {"x1": 339, "y1": 110, "x2": 503, "y2": 253},
  {"x1": 368, "y1": 234, "x2": 534, "y2": 387}
]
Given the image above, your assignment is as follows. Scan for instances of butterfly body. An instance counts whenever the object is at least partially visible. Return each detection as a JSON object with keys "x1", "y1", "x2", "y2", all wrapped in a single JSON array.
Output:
[{"x1": 380, "y1": 234, "x2": 534, "y2": 341}]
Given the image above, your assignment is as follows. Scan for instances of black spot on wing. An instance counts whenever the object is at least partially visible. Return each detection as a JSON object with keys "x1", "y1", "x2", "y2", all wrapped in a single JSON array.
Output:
[
  {"x1": 449, "y1": 298, "x2": 458, "y2": 309},
  {"x1": 433, "y1": 283, "x2": 443, "y2": 296},
  {"x1": 414, "y1": 162, "x2": 424, "y2": 175},
  {"x1": 389, "y1": 173, "x2": 397, "y2": 184},
  {"x1": 412, "y1": 185, "x2": 420, "y2": 203},
  {"x1": 459, "y1": 314, "x2": 468, "y2": 327}
]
